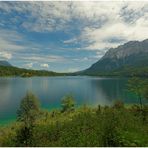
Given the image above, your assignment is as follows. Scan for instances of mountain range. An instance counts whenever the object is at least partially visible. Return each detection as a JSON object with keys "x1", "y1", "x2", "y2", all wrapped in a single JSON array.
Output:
[
  {"x1": 0, "y1": 39, "x2": 148, "y2": 77},
  {"x1": 81, "y1": 39, "x2": 148, "y2": 77}
]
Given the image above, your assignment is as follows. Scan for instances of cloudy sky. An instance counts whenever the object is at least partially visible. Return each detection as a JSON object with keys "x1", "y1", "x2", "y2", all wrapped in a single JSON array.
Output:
[{"x1": 0, "y1": 1, "x2": 148, "y2": 72}]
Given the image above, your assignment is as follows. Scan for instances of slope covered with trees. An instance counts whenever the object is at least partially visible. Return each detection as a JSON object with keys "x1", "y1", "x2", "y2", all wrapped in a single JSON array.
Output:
[{"x1": 0, "y1": 65, "x2": 65, "y2": 77}]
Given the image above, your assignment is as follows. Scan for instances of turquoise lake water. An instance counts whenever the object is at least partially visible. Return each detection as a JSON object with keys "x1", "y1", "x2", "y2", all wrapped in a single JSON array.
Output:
[{"x1": 0, "y1": 76, "x2": 140, "y2": 125}]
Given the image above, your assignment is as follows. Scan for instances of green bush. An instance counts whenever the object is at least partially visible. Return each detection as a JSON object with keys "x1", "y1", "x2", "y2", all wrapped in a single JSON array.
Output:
[
  {"x1": 113, "y1": 100, "x2": 124, "y2": 109},
  {"x1": 61, "y1": 95, "x2": 75, "y2": 113},
  {"x1": 0, "y1": 94, "x2": 148, "y2": 147}
]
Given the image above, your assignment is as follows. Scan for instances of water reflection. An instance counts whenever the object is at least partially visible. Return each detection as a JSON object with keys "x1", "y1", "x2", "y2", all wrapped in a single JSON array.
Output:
[{"x1": 0, "y1": 76, "x2": 138, "y2": 124}]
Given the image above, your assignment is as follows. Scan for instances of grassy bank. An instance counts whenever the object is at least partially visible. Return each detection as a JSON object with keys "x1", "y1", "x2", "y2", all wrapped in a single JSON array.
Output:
[{"x1": 0, "y1": 103, "x2": 148, "y2": 147}]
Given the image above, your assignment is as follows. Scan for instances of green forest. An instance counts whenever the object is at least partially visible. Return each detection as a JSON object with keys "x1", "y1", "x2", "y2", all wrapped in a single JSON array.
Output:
[
  {"x1": 0, "y1": 66, "x2": 65, "y2": 77},
  {"x1": 0, "y1": 77, "x2": 148, "y2": 147},
  {"x1": 79, "y1": 66, "x2": 148, "y2": 77}
]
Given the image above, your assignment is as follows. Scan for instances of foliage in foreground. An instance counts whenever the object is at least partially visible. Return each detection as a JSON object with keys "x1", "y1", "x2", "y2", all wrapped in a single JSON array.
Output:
[
  {"x1": 127, "y1": 77, "x2": 148, "y2": 110},
  {"x1": 16, "y1": 92, "x2": 40, "y2": 146},
  {"x1": 0, "y1": 103, "x2": 148, "y2": 147}
]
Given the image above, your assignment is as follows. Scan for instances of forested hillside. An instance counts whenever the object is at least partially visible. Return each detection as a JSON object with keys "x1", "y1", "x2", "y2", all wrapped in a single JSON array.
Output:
[{"x1": 0, "y1": 66, "x2": 65, "y2": 77}]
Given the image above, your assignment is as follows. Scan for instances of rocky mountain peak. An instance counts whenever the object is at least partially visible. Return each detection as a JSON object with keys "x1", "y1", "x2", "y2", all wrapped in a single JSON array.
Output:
[{"x1": 101, "y1": 39, "x2": 148, "y2": 60}]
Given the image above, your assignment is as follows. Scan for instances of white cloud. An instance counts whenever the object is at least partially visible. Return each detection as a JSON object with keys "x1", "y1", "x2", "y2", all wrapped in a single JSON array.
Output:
[
  {"x1": 40, "y1": 63, "x2": 49, "y2": 68},
  {"x1": 0, "y1": 29, "x2": 26, "y2": 52},
  {"x1": 0, "y1": 51, "x2": 12, "y2": 60},
  {"x1": 4, "y1": 2, "x2": 117, "y2": 33},
  {"x1": 80, "y1": 16, "x2": 148, "y2": 50},
  {"x1": 9, "y1": 52, "x2": 66, "y2": 70},
  {"x1": 72, "y1": 1, "x2": 148, "y2": 50},
  {"x1": 18, "y1": 54, "x2": 65, "y2": 63},
  {"x1": 24, "y1": 63, "x2": 33, "y2": 68},
  {"x1": 0, "y1": 1, "x2": 148, "y2": 42},
  {"x1": 66, "y1": 68, "x2": 79, "y2": 73},
  {"x1": 0, "y1": 38, "x2": 25, "y2": 52},
  {"x1": 0, "y1": 1, "x2": 148, "y2": 55},
  {"x1": 63, "y1": 38, "x2": 77, "y2": 44}
]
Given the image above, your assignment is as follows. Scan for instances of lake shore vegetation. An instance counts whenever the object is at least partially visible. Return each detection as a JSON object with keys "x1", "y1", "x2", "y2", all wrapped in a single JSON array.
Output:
[
  {"x1": 0, "y1": 66, "x2": 66, "y2": 77},
  {"x1": 0, "y1": 91, "x2": 148, "y2": 147},
  {"x1": 1, "y1": 65, "x2": 148, "y2": 78}
]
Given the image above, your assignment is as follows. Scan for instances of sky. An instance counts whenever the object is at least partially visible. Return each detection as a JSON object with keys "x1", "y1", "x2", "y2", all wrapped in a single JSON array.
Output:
[{"x1": 0, "y1": 1, "x2": 148, "y2": 72}]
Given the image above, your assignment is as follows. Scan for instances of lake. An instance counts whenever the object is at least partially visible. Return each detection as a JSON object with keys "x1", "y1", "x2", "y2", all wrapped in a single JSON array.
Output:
[{"x1": 0, "y1": 76, "x2": 139, "y2": 125}]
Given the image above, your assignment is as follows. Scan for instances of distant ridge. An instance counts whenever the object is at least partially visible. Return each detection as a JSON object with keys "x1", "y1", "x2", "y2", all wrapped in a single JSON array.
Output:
[
  {"x1": 0, "y1": 61, "x2": 66, "y2": 77},
  {"x1": 0, "y1": 61, "x2": 12, "y2": 67}
]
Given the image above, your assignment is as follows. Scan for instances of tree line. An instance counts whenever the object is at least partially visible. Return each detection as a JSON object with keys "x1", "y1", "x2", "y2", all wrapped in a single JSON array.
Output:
[{"x1": 0, "y1": 66, "x2": 65, "y2": 77}]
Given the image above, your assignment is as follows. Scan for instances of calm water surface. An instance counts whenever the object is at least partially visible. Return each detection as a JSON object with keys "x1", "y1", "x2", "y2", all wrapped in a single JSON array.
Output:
[{"x1": 0, "y1": 76, "x2": 139, "y2": 125}]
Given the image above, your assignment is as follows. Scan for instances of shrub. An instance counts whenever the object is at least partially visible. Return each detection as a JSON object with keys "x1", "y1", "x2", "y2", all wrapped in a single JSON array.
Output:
[
  {"x1": 113, "y1": 100, "x2": 124, "y2": 109},
  {"x1": 61, "y1": 95, "x2": 75, "y2": 113}
]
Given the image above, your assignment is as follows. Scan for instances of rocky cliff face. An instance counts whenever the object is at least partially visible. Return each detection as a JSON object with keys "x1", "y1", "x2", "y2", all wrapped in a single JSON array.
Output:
[
  {"x1": 84, "y1": 39, "x2": 148, "y2": 73},
  {"x1": 102, "y1": 39, "x2": 148, "y2": 60}
]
